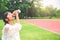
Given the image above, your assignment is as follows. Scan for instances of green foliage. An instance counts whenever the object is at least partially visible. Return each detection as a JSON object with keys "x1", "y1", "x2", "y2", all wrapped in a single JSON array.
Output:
[
  {"x1": 0, "y1": 0, "x2": 60, "y2": 19},
  {"x1": 56, "y1": 10, "x2": 60, "y2": 18}
]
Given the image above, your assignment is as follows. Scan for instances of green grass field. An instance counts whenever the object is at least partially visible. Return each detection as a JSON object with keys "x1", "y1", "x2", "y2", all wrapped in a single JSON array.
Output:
[{"x1": 0, "y1": 20, "x2": 60, "y2": 40}]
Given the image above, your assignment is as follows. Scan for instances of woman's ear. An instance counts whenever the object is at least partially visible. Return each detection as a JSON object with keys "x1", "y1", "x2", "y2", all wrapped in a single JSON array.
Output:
[{"x1": 5, "y1": 18, "x2": 8, "y2": 21}]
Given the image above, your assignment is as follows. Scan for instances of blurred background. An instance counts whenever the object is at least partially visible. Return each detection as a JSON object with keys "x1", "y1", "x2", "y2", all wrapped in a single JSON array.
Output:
[
  {"x1": 0, "y1": 0, "x2": 60, "y2": 19},
  {"x1": 0, "y1": 0, "x2": 60, "y2": 40}
]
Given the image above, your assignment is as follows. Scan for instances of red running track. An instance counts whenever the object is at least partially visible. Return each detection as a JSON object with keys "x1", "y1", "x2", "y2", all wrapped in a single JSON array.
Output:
[{"x1": 23, "y1": 19, "x2": 60, "y2": 34}]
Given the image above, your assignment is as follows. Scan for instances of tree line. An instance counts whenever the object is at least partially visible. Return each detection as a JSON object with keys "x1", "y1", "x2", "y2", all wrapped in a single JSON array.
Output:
[{"x1": 0, "y1": 0, "x2": 60, "y2": 19}]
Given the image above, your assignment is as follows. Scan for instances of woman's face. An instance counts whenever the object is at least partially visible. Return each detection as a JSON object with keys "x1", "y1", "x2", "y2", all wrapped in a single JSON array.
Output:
[{"x1": 7, "y1": 12, "x2": 14, "y2": 21}]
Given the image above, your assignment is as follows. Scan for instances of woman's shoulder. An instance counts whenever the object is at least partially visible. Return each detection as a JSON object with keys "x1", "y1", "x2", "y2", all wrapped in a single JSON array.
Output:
[
  {"x1": 4, "y1": 24, "x2": 10, "y2": 27},
  {"x1": 15, "y1": 23, "x2": 21, "y2": 25},
  {"x1": 14, "y1": 23, "x2": 22, "y2": 27},
  {"x1": 2, "y1": 24, "x2": 9, "y2": 31}
]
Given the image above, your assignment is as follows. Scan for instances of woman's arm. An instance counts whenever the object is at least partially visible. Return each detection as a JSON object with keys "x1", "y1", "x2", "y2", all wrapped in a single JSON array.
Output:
[
  {"x1": 4, "y1": 27, "x2": 9, "y2": 33},
  {"x1": 12, "y1": 10, "x2": 21, "y2": 23},
  {"x1": 15, "y1": 13, "x2": 19, "y2": 23}
]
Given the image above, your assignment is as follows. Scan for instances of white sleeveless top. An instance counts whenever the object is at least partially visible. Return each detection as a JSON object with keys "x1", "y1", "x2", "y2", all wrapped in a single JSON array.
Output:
[{"x1": 2, "y1": 23, "x2": 22, "y2": 40}]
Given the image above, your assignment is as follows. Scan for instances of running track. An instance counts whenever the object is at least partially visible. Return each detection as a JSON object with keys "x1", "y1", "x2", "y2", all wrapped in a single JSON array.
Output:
[{"x1": 23, "y1": 19, "x2": 60, "y2": 34}]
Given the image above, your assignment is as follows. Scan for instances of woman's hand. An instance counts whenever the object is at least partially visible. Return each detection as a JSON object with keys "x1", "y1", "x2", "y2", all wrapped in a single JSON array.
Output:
[
  {"x1": 12, "y1": 10, "x2": 21, "y2": 16},
  {"x1": 12, "y1": 10, "x2": 18, "y2": 16}
]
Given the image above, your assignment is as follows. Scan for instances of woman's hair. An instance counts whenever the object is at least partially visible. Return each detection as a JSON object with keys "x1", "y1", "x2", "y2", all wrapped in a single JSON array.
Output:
[{"x1": 2, "y1": 11, "x2": 11, "y2": 25}]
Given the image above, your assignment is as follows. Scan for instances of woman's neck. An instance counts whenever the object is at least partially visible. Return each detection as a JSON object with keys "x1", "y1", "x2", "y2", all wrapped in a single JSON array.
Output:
[{"x1": 8, "y1": 21, "x2": 14, "y2": 25}]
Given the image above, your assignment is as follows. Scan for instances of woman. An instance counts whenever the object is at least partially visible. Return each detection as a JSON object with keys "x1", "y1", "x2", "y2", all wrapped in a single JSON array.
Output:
[{"x1": 2, "y1": 10, "x2": 22, "y2": 40}]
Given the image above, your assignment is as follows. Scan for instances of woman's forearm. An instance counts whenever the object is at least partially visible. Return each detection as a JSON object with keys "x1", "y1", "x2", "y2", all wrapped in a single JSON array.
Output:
[{"x1": 15, "y1": 14, "x2": 20, "y2": 23}]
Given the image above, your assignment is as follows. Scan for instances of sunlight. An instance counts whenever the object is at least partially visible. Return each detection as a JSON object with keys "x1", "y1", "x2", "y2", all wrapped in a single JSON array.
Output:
[{"x1": 41, "y1": 0, "x2": 60, "y2": 9}]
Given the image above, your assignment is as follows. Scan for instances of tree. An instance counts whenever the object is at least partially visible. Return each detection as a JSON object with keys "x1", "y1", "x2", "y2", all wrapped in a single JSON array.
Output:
[{"x1": 56, "y1": 9, "x2": 60, "y2": 18}]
